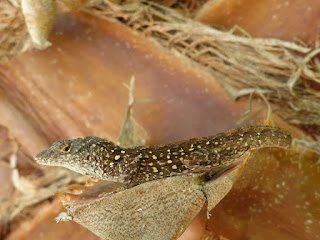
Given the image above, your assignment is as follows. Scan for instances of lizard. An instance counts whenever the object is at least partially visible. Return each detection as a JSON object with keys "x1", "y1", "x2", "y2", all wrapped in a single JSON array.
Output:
[{"x1": 35, "y1": 126, "x2": 292, "y2": 188}]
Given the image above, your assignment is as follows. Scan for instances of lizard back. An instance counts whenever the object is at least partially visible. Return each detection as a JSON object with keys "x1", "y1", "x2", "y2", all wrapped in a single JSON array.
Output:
[{"x1": 128, "y1": 126, "x2": 291, "y2": 185}]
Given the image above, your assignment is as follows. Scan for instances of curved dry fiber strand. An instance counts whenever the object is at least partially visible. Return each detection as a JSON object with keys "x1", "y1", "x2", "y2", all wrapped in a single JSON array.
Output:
[
  {"x1": 84, "y1": 0, "x2": 320, "y2": 138},
  {"x1": 149, "y1": 0, "x2": 207, "y2": 17}
]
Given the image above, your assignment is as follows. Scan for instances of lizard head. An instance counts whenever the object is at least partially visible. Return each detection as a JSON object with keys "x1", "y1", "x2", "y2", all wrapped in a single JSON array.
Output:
[{"x1": 35, "y1": 136, "x2": 111, "y2": 178}]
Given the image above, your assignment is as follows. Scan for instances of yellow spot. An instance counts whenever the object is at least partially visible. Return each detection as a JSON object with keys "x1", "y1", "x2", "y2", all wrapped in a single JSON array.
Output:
[
  {"x1": 92, "y1": 144, "x2": 96, "y2": 147},
  {"x1": 167, "y1": 160, "x2": 172, "y2": 163},
  {"x1": 226, "y1": 147, "x2": 231, "y2": 150},
  {"x1": 153, "y1": 167, "x2": 158, "y2": 173},
  {"x1": 152, "y1": 155, "x2": 157, "y2": 160},
  {"x1": 179, "y1": 157, "x2": 184, "y2": 160},
  {"x1": 258, "y1": 140, "x2": 262, "y2": 144},
  {"x1": 214, "y1": 142, "x2": 219, "y2": 145},
  {"x1": 160, "y1": 172, "x2": 164, "y2": 175},
  {"x1": 167, "y1": 149, "x2": 171, "y2": 153},
  {"x1": 110, "y1": 162, "x2": 114, "y2": 167},
  {"x1": 100, "y1": 147, "x2": 104, "y2": 151},
  {"x1": 179, "y1": 149, "x2": 184, "y2": 152},
  {"x1": 244, "y1": 142, "x2": 248, "y2": 147},
  {"x1": 167, "y1": 155, "x2": 170, "y2": 159},
  {"x1": 206, "y1": 141, "x2": 210, "y2": 145},
  {"x1": 148, "y1": 163, "x2": 153, "y2": 166},
  {"x1": 173, "y1": 152, "x2": 178, "y2": 155},
  {"x1": 172, "y1": 165, "x2": 177, "y2": 169},
  {"x1": 114, "y1": 155, "x2": 121, "y2": 160},
  {"x1": 181, "y1": 152, "x2": 185, "y2": 155},
  {"x1": 189, "y1": 148, "x2": 194, "y2": 151},
  {"x1": 140, "y1": 167, "x2": 144, "y2": 170},
  {"x1": 141, "y1": 162, "x2": 146, "y2": 166},
  {"x1": 197, "y1": 145, "x2": 202, "y2": 148},
  {"x1": 121, "y1": 150, "x2": 125, "y2": 153}
]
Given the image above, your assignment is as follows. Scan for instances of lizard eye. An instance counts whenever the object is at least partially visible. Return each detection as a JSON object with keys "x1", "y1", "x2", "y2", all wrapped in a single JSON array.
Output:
[{"x1": 60, "y1": 143, "x2": 73, "y2": 153}]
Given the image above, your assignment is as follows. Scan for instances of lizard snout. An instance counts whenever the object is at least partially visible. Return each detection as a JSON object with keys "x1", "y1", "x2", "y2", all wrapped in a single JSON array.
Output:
[{"x1": 35, "y1": 148, "x2": 53, "y2": 165}]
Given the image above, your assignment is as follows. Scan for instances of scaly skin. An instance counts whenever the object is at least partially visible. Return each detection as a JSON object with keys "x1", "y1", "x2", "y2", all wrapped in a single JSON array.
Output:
[{"x1": 35, "y1": 126, "x2": 292, "y2": 187}]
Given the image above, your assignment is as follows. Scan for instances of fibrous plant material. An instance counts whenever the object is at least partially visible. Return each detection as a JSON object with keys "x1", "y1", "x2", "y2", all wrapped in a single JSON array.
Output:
[
  {"x1": 1, "y1": 0, "x2": 319, "y2": 142},
  {"x1": 84, "y1": 0, "x2": 320, "y2": 142}
]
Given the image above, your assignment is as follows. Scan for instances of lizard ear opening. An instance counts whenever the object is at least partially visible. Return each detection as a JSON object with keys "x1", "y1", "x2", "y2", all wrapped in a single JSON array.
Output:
[{"x1": 60, "y1": 142, "x2": 73, "y2": 153}]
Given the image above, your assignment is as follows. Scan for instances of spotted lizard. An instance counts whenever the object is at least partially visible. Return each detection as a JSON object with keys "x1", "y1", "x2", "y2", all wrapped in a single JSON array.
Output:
[{"x1": 35, "y1": 126, "x2": 292, "y2": 187}]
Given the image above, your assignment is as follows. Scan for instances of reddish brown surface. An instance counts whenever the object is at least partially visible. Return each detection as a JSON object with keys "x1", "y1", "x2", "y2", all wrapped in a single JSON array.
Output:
[{"x1": 196, "y1": 0, "x2": 320, "y2": 44}]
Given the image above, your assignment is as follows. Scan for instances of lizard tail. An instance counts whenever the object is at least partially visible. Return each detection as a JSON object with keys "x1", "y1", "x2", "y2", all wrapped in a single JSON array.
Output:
[{"x1": 224, "y1": 126, "x2": 292, "y2": 150}]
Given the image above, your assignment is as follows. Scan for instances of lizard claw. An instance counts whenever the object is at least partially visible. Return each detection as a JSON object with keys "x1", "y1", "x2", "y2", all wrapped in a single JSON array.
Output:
[
  {"x1": 54, "y1": 192, "x2": 77, "y2": 201},
  {"x1": 66, "y1": 184, "x2": 86, "y2": 193},
  {"x1": 91, "y1": 177, "x2": 99, "y2": 182},
  {"x1": 86, "y1": 180, "x2": 96, "y2": 186}
]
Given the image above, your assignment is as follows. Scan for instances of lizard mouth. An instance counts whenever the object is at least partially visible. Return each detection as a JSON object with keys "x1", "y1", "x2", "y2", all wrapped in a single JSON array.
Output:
[{"x1": 35, "y1": 149, "x2": 53, "y2": 165}]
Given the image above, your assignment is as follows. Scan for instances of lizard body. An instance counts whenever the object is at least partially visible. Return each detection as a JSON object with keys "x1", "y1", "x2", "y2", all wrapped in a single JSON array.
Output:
[{"x1": 35, "y1": 126, "x2": 291, "y2": 187}]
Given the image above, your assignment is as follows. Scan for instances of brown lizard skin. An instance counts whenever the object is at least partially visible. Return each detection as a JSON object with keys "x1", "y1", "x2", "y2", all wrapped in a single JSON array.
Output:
[{"x1": 35, "y1": 126, "x2": 292, "y2": 187}]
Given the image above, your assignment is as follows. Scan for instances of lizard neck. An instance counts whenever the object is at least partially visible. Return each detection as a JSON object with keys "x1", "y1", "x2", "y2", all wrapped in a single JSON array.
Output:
[{"x1": 90, "y1": 143, "x2": 139, "y2": 182}]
